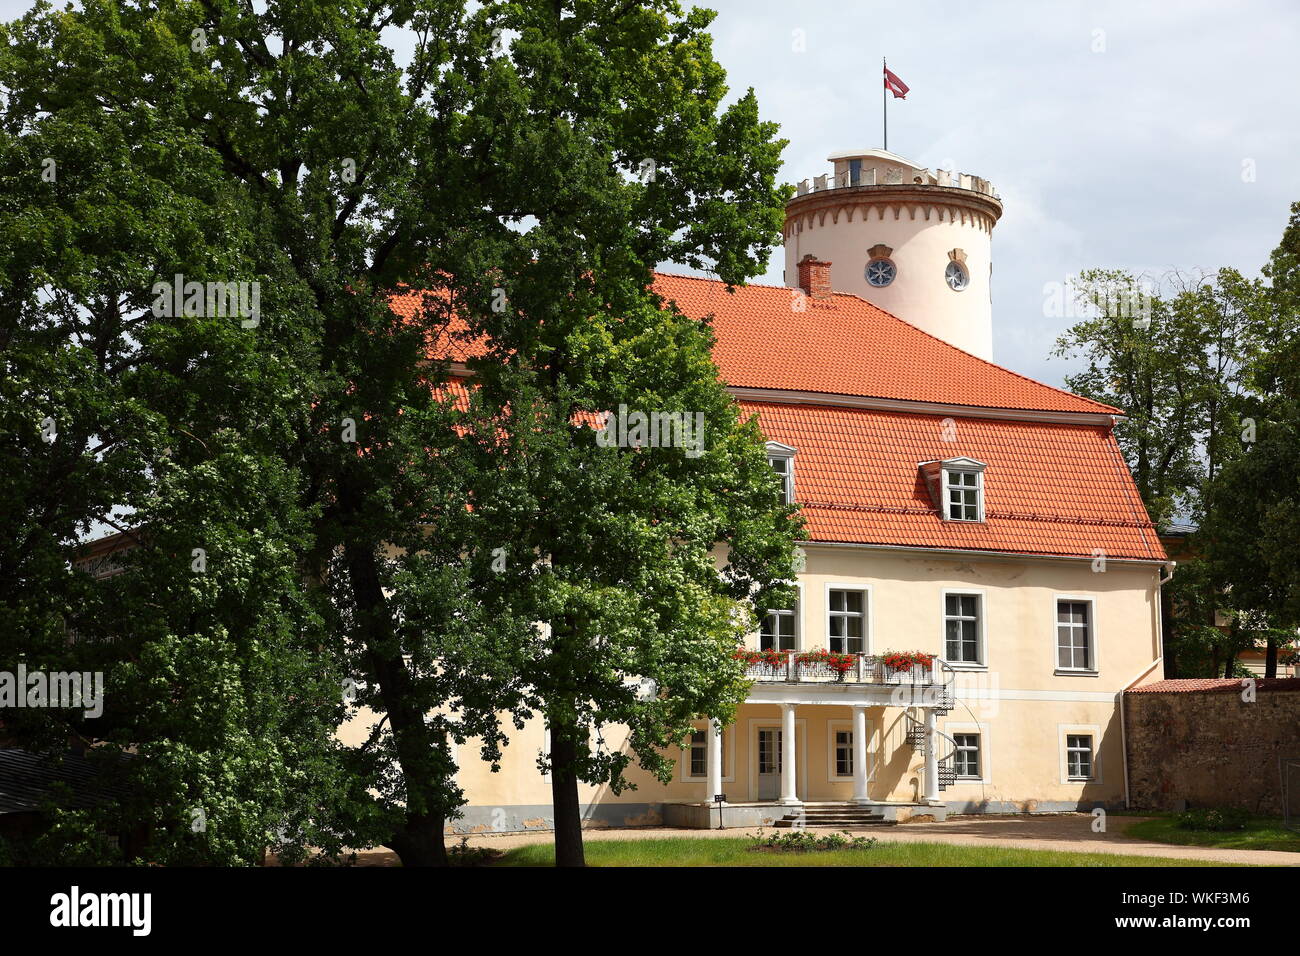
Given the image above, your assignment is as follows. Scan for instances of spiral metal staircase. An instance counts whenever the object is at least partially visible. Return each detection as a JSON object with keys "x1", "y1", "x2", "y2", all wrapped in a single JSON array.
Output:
[{"x1": 903, "y1": 661, "x2": 959, "y2": 791}]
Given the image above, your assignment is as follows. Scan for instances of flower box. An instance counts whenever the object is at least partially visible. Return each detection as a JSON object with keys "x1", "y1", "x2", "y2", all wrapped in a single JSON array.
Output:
[{"x1": 879, "y1": 650, "x2": 935, "y2": 678}]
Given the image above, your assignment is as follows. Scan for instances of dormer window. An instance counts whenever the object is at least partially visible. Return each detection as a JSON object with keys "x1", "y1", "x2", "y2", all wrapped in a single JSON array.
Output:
[
  {"x1": 944, "y1": 468, "x2": 982, "y2": 520},
  {"x1": 766, "y1": 442, "x2": 797, "y2": 504},
  {"x1": 919, "y1": 458, "x2": 987, "y2": 522}
]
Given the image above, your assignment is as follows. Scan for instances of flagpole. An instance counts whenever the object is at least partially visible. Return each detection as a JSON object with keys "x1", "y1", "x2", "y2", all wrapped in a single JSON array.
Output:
[{"x1": 882, "y1": 57, "x2": 887, "y2": 151}]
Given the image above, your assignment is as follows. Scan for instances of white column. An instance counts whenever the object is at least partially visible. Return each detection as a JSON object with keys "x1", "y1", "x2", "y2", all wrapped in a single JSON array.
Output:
[
  {"x1": 923, "y1": 706, "x2": 940, "y2": 804},
  {"x1": 780, "y1": 703, "x2": 799, "y2": 805},
  {"x1": 706, "y1": 718, "x2": 723, "y2": 804},
  {"x1": 851, "y1": 705, "x2": 869, "y2": 804}
]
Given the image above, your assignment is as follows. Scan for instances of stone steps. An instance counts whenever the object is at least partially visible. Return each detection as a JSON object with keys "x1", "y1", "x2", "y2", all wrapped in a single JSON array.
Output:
[{"x1": 773, "y1": 804, "x2": 895, "y2": 828}]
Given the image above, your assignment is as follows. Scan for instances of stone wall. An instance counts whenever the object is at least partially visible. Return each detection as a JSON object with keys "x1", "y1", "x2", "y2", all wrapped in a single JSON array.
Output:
[{"x1": 1124, "y1": 679, "x2": 1300, "y2": 816}]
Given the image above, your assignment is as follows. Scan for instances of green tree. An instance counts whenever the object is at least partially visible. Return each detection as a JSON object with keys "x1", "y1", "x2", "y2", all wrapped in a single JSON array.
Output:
[
  {"x1": 408, "y1": 0, "x2": 800, "y2": 866},
  {"x1": 451, "y1": 293, "x2": 801, "y2": 866},
  {"x1": 5, "y1": 0, "x2": 797, "y2": 866},
  {"x1": 1198, "y1": 202, "x2": 1300, "y2": 677},
  {"x1": 1053, "y1": 267, "x2": 1274, "y2": 676},
  {"x1": 1056, "y1": 214, "x2": 1300, "y2": 679},
  {"x1": 0, "y1": 5, "x2": 343, "y2": 863}
]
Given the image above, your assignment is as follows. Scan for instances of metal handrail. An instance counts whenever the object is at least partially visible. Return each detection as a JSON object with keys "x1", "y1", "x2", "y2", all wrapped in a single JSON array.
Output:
[{"x1": 903, "y1": 709, "x2": 960, "y2": 785}]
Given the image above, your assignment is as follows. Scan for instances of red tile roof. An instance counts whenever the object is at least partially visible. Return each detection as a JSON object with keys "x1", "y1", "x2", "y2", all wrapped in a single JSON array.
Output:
[
  {"x1": 742, "y1": 401, "x2": 1163, "y2": 559},
  {"x1": 394, "y1": 271, "x2": 1161, "y2": 559},
  {"x1": 390, "y1": 288, "x2": 485, "y2": 363},
  {"x1": 1128, "y1": 678, "x2": 1300, "y2": 694},
  {"x1": 652, "y1": 273, "x2": 1119, "y2": 414}
]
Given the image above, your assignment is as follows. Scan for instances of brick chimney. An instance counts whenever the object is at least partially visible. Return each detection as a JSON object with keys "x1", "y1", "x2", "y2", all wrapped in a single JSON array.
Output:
[{"x1": 797, "y1": 254, "x2": 833, "y2": 300}]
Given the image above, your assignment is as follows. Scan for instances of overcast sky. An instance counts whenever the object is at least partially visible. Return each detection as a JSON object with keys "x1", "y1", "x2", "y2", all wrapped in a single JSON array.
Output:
[
  {"x1": 3, "y1": 0, "x2": 1296, "y2": 388},
  {"x1": 700, "y1": 0, "x2": 1300, "y2": 385}
]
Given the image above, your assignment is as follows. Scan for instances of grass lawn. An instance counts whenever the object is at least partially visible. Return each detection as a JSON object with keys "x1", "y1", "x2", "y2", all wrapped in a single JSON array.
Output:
[
  {"x1": 492, "y1": 836, "x2": 1232, "y2": 867},
  {"x1": 1126, "y1": 815, "x2": 1300, "y2": 853}
]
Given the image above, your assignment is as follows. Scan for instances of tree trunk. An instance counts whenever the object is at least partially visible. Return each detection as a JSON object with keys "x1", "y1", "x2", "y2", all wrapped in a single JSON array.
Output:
[
  {"x1": 338, "y1": 492, "x2": 448, "y2": 867},
  {"x1": 389, "y1": 811, "x2": 449, "y2": 867},
  {"x1": 1265, "y1": 638, "x2": 1278, "y2": 679},
  {"x1": 549, "y1": 720, "x2": 585, "y2": 867}
]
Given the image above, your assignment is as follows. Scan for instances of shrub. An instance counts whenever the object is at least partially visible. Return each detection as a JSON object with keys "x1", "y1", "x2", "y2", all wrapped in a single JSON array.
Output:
[
  {"x1": 447, "y1": 836, "x2": 502, "y2": 866},
  {"x1": 1175, "y1": 807, "x2": 1250, "y2": 832},
  {"x1": 749, "y1": 829, "x2": 877, "y2": 853}
]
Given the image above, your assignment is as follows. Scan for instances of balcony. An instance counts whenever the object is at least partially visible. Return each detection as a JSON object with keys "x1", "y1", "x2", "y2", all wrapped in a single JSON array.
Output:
[{"x1": 739, "y1": 652, "x2": 954, "y2": 708}]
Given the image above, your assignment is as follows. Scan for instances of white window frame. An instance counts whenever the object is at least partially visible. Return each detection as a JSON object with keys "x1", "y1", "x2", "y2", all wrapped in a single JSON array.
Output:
[
  {"x1": 680, "y1": 721, "x2": 735, "y2": 783},
  {"x1": 826, "y1": 718, "x2": 875, "y2": 783},
  {"x1": 941, "y1": 588, "x2": 987, "y2": 669},
  {"x1": 1058, "y1": 723, "x2": 1102, "y2": 784},
  {"x1": 951, "y1": 738, "x2": 977, "y2": 780},
  {"x1": 824, "y1": 582, "x2": 873, "y2": 655},
  {"x1": 766, "y1": 441, "x2": 797, "y2": 505},
  {"x1": 942, "y1": 465, "x2": 984, "y2": 522},
  {"x1": 943, "y1": 721, "x2": 990, "y2": 783},
  {"x1": 829, "y1": 721, "x2": 853, "y2": 780},
  {"x1": 1053, "y1": 595, "x2": 1099, "y2": 675},
  {"x1": 755, "y1": 581, "x2": 804, "y2": 653}
]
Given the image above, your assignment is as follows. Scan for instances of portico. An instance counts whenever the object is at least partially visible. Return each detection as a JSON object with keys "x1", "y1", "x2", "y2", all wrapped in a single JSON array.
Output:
[{"x1": 686, "y1": 653, "x2": 956, "y2": 825}]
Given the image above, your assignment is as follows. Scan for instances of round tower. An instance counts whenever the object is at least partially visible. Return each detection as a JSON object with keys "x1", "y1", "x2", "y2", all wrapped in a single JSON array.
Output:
[{"x1": 783, "y1": 148, "x2": 1003, "y2": 360}]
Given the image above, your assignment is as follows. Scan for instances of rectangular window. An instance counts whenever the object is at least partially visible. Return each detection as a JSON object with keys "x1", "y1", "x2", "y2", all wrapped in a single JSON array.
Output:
[
  {"x1": 834, "y1": 730, "x2": 853, "y2": 777},
  {"x1": 688, "y1": 729, "x2": 706, "y2": 778},
  {"x1": 1057, "y1": 601, "x2": 1093, "y2": 670},
  {"x1": 1066, "y1": 734, "x2": 1094, "y2": 780},
  {"x1": 769, "y1": 455, "x2": 794, "y2": 504},
  {"x1": 757, "y1": 729, "x2": 782, "y2": 775},
  {"x1": 828, "y1": 589, "x2": 866, "y2": 653},
  {"x1": 944, "y1": 469, "x2": 981, "y2": 521},
  {"x1": 944, "y1": 593, "x2": 981, "y2": 663},
  {"x1": 760, "y1": 606, "x2": 798, "y2": 651},
  {"x1": 954, "y1": 733, "x2": 981, "y2": 779}
]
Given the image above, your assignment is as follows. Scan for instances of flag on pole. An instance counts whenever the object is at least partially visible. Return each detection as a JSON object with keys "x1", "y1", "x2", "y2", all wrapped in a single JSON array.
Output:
[{"x1": 883, "y1": 66, "x2": 909, "y2": 99}]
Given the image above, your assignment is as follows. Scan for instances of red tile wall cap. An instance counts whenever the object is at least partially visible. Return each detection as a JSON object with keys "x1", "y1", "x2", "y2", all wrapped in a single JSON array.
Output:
[{"x1": 1127, "y1": 678, "x2": 1300, "y2": 694}]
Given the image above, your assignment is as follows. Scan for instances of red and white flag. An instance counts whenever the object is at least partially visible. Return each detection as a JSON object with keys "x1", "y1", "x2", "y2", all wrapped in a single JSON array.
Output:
[{"x1": 883, "y1": 66, "x2": 909, "y2": 99}]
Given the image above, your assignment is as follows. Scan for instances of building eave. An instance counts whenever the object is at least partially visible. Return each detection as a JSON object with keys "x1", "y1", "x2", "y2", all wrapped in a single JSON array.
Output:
[
  {"x1": 730, "y1": 386, "x2": 1119, "y2": 426},
  {"x1": 797, "y1": 539, "x2": 1167, "y2": 566}
]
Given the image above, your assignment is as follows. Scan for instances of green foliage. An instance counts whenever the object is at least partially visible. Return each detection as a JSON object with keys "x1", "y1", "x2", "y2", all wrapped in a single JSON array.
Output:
[
  {"x1": 1052, "y1": 267, "x2": 1272, "y2": 529},
  {"x1": 1055, "y1": 216, "x2": 1300, "y2": 677},
  {"x1": 446, "y1": 835, "x2": 501, "y2": 866},
  {"x1": 1176, "y1": 807, "x2": 1250, "y2": 832},
  {"x1": 0, "y1": 0, "x2": 345, "y2": 863},
  {"x1": 750, "y1": 829, "x2": 878, "y2": 853},
  {"x1": 1, "y1": 0, "x2": 797, "y2": 866}
]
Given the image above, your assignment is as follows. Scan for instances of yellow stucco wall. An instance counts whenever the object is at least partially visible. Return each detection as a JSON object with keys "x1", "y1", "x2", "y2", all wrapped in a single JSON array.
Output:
[{"x1": 336, "y1": 544, "x2": 1163, "y2": 824}]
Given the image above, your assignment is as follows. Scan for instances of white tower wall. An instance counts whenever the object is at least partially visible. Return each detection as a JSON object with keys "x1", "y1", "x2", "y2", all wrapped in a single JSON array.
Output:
[{"x1": 783, "y1": 150, "x2": 1002, "y2": 361}]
